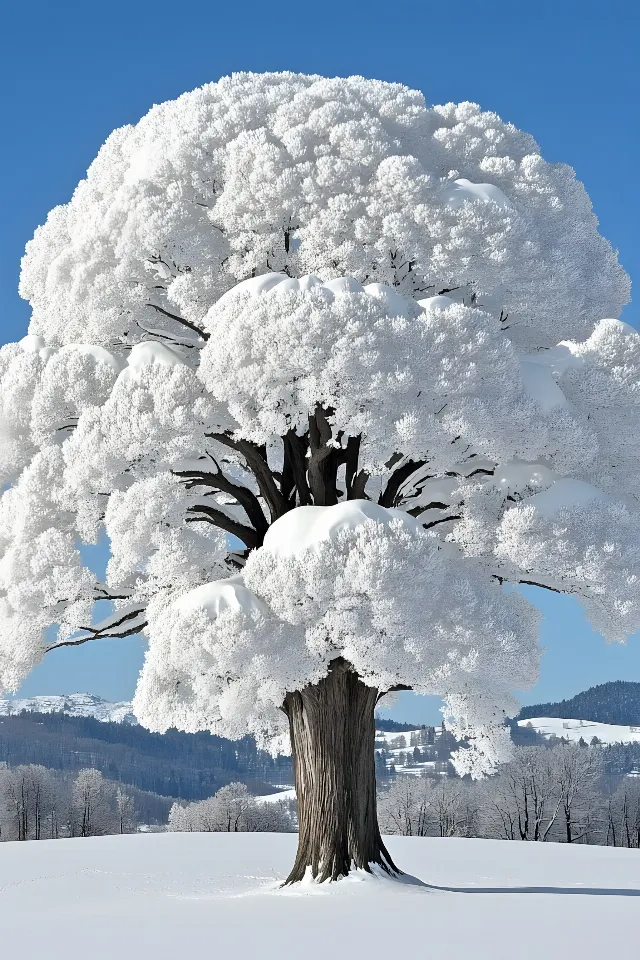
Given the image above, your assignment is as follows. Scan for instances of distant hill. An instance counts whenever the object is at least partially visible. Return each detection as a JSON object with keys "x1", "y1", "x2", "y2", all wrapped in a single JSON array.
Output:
[
  {"x1": 0, "y1": 711, "x2": 292, "y2": 801},
  {"x1": 518, "y1": 681, "x2": 640, "y2": 727},
  {"x1": 0, "y1": 693, "x2": 136, "y2": 724}
]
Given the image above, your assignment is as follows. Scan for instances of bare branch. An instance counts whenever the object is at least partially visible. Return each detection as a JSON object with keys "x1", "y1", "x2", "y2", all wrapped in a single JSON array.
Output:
[
  {"x1": 422, "y1": 514, "x2": 461, "y2": 530},
  {"x1": 45, "y1": 606, "x2": 147, "y2": 651}
]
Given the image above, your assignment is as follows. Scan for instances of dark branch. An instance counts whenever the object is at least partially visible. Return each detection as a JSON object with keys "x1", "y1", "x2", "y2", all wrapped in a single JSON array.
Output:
[
  {"x1": 145, "y1": 303, "x2": 210, "y2": 340},
  {"x1": 45, "y1": 607, "x2": 147, "y2": 651},
  {"x1": 376, "y1": 683, "x2": 412, "y2": 704},
  {"x1": 209, "y1": 434, "x2": 288, "y2": 521},
  {"x1": 518, "y1": 579, "x2": 564, "y2": 594},
  {"x1": 307, "y1": 407, "x2": 341, "y2": 506},
  {"x1": 422, "y1": 514, "x2": 461, "y2": 530},
  {"x1": 174, "y1": 466, "x2": 268, "y2": 542},
  {"x1": 492, "y1": 574, "x2": 571, "y2": 596},
  {"x1": 344, "y1": 436, "x2": 368, "y2": 500},
  {"x1": 379, "y1": 459, "x2": 429, "y2": 508},
  {"x1": 186, "y1": 504, "x2": 262, "y2": 549}
]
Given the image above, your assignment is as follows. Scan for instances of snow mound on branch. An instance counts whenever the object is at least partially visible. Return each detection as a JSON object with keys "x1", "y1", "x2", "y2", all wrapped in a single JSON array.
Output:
[
  {"x1": 261, "y1": 499, "x2": 422, "y2": 557},
  {"x1": 121, "y1": 340, "x2": 185, "y2": 374},
  {"x1": 173, "y1": 574, "x2": 269, "y2": 617},
  {"x1": 519, "y1": 357, "x2": 568, "y2": 413},
  {"x1": 417, "y1": 294, "x2": 455, "y2": 312},
  {"x1": 522, "y1": 477, "x2": 609, "y2": 517}
]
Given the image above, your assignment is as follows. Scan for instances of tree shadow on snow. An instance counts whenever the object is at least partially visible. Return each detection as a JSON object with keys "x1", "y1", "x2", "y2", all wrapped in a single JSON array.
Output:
[{"x1": 420, "y1": 882, "x2": 640, "y2": 897}]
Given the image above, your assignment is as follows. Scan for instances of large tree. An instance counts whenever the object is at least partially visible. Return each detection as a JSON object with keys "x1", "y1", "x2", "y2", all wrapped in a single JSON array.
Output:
[{"x1": 1, "y1": 73, "x2": 638, "y2": 882}]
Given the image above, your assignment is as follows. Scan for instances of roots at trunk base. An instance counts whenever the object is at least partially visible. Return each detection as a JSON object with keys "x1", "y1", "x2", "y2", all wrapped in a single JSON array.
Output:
[{"x1": 282, "y1": 658, "x2": 399, "y2": 884}]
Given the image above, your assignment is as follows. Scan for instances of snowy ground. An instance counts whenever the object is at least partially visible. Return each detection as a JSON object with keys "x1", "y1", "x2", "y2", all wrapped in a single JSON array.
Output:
[
  {"x1": 1, "y1": 833, "x2": 639, "y2": 959},
  {"x1": 518, "y1": 716, "x2": 640, "y2": 744}
]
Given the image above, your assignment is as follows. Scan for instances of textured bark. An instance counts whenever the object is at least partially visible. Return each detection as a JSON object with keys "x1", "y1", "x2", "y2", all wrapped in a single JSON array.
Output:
[{"x1": 282, "y1": 658, "x2": 399, "y2": 884}]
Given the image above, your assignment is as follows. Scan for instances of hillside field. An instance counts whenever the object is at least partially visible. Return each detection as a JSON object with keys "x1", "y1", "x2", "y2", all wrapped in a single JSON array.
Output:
[
  {"x1": 0, "y1": 833, "x2": 638, "y2": 959},
  {"x1": 518, "y1": 717, "x2": 640, "y2": 745}
]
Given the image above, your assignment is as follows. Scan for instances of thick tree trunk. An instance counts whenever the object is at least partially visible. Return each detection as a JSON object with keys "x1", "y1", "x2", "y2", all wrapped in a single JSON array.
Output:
[{"x1": 282, "y1": 658, "x2": 399, "y2": 884}]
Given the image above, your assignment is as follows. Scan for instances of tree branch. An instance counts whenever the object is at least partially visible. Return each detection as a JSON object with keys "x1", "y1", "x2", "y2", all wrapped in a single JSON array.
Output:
[
  {"x1": 208, "y1": 433, "x2": 288, "y2": 521},
  {"x1": 174, "y1": 466, "x2": 268, "y2": 542},
  {"x1": 307, "y1": 406, "x2": 341, "y2": 506},
  {"x1": 186, "y1": 503, "x2": 262, "y2": 549},
  {"x1": 491, "y1": 573, "x2": 580, "y2": 597},
  {"x1": 282, "y1": 431, "x2": 312, "y2": 506},
  {"x1": 379, "y1": 459, "x2": 429, "y2": 508},
  {"x1": 422, "y1": 514, "x2": 461, "y2": 530},
  {"x1": 344, "y1": 436, "x2": 368, "y2": 500},
  {"x1": 145, "y1": 303, "x2": 210, "y2": 341},
  {"x1": 45, "y1": 606, "x2": 147, "y2": 651}
]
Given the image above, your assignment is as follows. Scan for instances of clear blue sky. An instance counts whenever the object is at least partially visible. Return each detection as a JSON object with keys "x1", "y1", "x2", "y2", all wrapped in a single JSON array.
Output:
[{"x1": 2, "y1": 0, "x2": 639, "y2": 723}]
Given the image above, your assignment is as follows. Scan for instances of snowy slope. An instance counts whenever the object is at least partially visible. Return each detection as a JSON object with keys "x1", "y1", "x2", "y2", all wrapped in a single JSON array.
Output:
[
  {"x1": 518, "y1": 716, "x2": 640, "y2": 745},
  {"x1": 0, "y1": 693, "x2": 136, "y2": 724},
  {"x1": 0, "y1": 833, "x2": 639, "y2": 959},
  {"x1": 256, "y1": 788, "x2": 297, "y2": 804}
]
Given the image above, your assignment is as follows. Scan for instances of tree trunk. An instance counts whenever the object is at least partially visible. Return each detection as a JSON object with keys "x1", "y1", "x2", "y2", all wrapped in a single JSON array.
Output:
[{"x1": 282, "y1": 658, "x2": 399, "y2": 884}]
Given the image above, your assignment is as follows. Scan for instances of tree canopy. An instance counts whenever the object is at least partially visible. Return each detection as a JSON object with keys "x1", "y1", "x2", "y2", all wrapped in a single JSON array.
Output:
[{"x1": 1, "y1": 72, "x2": 637, "y2": 778}]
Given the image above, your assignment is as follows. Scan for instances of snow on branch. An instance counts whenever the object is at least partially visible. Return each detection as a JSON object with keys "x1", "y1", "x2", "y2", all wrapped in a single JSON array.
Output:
[{"x1": 45, "y1": 605, "x2": 148, "y2": 650}]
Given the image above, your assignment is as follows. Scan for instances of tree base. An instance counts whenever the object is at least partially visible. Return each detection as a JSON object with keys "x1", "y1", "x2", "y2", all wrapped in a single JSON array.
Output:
[{"x1": 282, "y1": 658, "x2": 399, "y2": 884}]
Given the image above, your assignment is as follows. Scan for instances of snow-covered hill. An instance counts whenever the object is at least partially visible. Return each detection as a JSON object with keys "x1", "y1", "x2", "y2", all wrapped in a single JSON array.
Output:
[
  {"x1": 0, "y1": 693, "x2": 136, "y2": 724},
  {"x1": 0, "y1": 833, "x2": 638, "y2": 959},
  {"x1": 518, "y1": 716, "x2": 640, "y2": 745}
]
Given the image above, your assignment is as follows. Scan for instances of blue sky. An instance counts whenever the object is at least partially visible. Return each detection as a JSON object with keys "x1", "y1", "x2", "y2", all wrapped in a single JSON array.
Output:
[{"x1": 2, "y1": 0, "x2": 639, "y2": 723}]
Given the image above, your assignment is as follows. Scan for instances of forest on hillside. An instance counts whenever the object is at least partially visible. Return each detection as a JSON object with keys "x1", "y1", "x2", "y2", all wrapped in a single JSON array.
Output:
[
  {"x1": 519, "y1": 682, "x2": 640, "y2": 727},
  {"x1": 0, "y1": 712, "x2": 292, "y2": 800}
]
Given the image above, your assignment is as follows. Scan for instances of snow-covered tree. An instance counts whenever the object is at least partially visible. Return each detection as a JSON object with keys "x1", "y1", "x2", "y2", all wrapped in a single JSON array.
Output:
[
  {"x1": 71, "y1": 768, "x2": 116, "y2": 838},
  {"x1": 168, "y1": 782, "x2": 293, "y2": 833},
  {"x1": 0, "y1": 764, "x2": 56, "y2": 841},
  {"x1": 378, "y1": 776, "x2": 433, "y2": 837},
  {"x1": 1, "y1": 71, "x2": 638, "y2": 882}
]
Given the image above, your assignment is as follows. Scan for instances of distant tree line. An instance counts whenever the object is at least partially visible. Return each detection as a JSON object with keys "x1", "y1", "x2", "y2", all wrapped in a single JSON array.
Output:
[
  {"x1": 0, "y1": 763, "x2": 171, "y2": 841},
  {"x1": 518, "y1": 681, "x2": 640, "y2": 727},
  {"x1": 374, "y1": 718, "x2": 428, "y2": 733},
  {"x1": 378, "y1": 742, "x2": 640, "y2": 848}
]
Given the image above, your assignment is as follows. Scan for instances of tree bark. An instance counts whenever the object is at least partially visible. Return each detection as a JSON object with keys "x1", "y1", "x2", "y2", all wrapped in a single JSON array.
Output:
[{"x1": 282, "y1": 658, "x2": 399, "y2": 884}]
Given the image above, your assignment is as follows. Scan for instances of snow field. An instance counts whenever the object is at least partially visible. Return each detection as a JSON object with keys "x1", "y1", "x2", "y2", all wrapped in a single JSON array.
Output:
[
  {"x1": 518, "y1": 717, "x2": 640, "y2": 745},
  {"x1": 0, "y1": 833, "x2": 639, "y2": 959}
]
